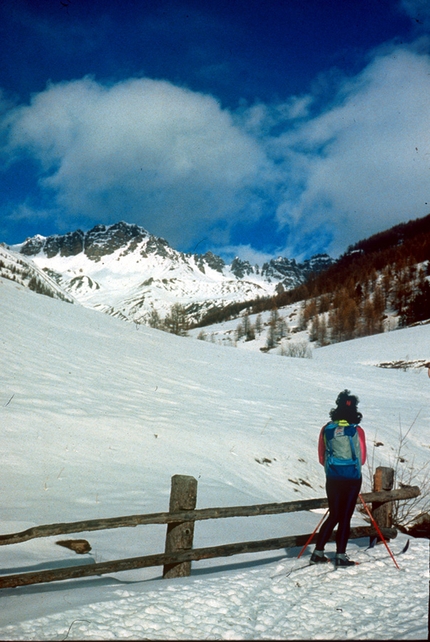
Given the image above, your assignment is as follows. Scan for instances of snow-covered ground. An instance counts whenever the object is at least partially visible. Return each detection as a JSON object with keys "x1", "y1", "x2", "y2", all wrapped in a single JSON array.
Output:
[{"x1": 0, "y1": 277, "x2": 428, "y2": 640}]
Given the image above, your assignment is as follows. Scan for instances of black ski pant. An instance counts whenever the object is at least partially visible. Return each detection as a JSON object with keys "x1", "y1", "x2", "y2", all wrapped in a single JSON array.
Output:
[{"x1": 315, "y1": 477, "x2": 362, "y2": 554}]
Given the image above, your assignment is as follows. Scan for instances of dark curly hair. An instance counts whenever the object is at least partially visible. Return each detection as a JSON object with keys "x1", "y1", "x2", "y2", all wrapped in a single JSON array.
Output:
[{"x1": 329, "y1": 389, "x2": 362, "y2": 424}]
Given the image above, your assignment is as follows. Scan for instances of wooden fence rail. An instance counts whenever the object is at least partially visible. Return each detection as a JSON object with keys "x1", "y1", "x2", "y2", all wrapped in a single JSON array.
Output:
[
  {"x1": 0, "y1": 525, "x2": 397, "y2": 589},
  {"x1": 0, "y1": 487, "x2": 419, "y2": 547},
  {"x1": 0, "y1": 469, "x2": 420, "y2": 590}
]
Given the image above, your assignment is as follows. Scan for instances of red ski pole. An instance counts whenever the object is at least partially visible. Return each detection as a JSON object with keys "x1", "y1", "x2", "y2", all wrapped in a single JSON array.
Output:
[
  {"x1": 297, "y1": 509, "x2": 329, "y2": 558},
  {"x1": 359, "y1": 493, "x2": 400, "y2": 569}
]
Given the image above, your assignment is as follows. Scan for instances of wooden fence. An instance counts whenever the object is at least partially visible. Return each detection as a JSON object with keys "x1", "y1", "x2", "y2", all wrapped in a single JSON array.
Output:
[{"x1": 0, "y1": 466, "x2": 420, "y2": 589}]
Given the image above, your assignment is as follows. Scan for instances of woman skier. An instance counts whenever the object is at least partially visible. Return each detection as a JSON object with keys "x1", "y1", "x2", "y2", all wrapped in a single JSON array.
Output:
[{"x1": 311, "y1": 389, "x2": 367, "y2": 567}]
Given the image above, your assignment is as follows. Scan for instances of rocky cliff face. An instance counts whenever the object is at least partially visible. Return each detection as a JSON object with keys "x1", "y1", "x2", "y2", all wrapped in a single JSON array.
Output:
[{"x1": 20, "y1": 222, "x2": 152, "y2": 261}]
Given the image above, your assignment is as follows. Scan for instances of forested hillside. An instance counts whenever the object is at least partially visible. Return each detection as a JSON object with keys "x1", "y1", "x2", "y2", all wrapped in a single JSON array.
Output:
[{"x1": 194, "y1": 214, "x2": 430, "y2": 346}]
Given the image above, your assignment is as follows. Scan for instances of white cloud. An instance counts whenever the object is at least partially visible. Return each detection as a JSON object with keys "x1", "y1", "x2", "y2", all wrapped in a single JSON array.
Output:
[
  {"x1": 215, "y1": 243, "x2": 276, "y2": 266},
  {"x1": 2, "y1": 44, "x2": 430, "y2": 260},
  {"x1": 3, "y1": 76, "x2": 269, "y2": 247},
  {"x1": 271, "y1": 46, "x2": 430, "y2": 256}
]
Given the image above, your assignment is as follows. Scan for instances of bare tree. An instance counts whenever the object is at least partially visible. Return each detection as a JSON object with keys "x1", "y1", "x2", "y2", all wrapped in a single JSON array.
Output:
[{"x1": 164, "y1": 303, "x2": 189, "y2": 336}]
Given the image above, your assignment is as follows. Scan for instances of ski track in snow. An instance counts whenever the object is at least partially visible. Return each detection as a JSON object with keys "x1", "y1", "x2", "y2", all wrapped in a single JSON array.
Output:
[{"x1": 0, "y1": 540, "x2": 428, "y2": 640}]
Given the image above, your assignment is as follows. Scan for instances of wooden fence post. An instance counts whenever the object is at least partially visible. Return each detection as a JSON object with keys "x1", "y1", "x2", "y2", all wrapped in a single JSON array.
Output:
[
  {"x1": 372, "y1": 466, "x2": 394, "y2": 540},
  {"x1": 163, "y1": 475, "x2": 197, "y2": 579}
]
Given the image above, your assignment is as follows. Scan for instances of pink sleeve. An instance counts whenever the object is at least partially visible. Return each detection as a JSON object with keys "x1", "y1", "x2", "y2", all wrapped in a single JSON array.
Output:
[
  {"x1": 318, "y1": 427, "x2": 326, "y2": 465},
  {"x1": 357, "y1": 426, "x2": 367, "y2": 464}
]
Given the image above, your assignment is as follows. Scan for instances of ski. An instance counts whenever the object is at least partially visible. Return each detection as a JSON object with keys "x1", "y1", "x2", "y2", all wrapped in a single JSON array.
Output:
[
  {"x1": 400, "y1": 539, "x2": 410, "y2": 554},
  {"x1": 271, "y1": 559, "x2": 334, "y2": 582},
  {"x1": 272, "y1": 539, "x2": 410, "y2": 582}
]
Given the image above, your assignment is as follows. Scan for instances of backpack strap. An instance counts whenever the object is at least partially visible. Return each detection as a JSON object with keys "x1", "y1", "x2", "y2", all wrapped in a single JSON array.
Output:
[{"x1": 348, "y1": 432, "x2": 357, "y2": 461}]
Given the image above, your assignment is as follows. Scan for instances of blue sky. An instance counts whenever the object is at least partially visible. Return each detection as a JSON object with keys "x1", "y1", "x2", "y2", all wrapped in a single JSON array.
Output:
[{"x1": 0, "y1": 0, "x2": 429, "y2": 262}]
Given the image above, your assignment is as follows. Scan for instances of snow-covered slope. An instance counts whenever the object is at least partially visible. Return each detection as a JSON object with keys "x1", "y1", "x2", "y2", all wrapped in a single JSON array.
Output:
[
  {"x1": 0, "y1": 277, "x2": 428, "y2": 640},
  {"x1": 10, "y1": 221, "x2": 332, "y2": 325},
  {"x1": 0, "y1": 243, "x2": 75, "y2": 304}
]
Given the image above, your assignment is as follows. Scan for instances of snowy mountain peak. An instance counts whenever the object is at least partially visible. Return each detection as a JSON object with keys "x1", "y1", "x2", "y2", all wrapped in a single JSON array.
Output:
[{"x1": 10, "y1": 221, "x2": 333, "y2": 326}]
